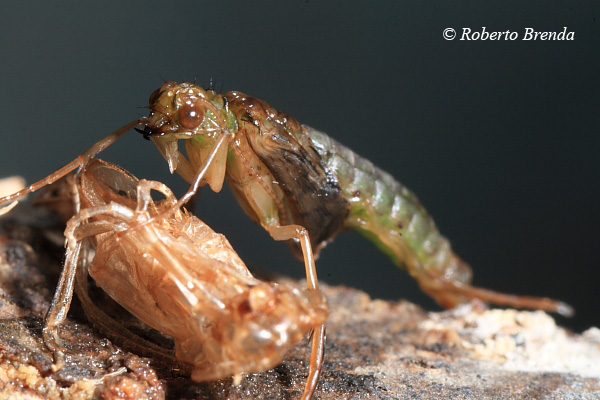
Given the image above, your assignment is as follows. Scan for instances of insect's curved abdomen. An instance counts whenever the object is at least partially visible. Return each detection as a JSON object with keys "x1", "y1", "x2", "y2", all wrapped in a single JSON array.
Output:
[{"x1": 305, "y1": 126, "x2": 473, "y2": 289}]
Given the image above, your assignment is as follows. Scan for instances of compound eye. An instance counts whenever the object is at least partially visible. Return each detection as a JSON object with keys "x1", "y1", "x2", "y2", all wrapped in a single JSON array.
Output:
[{"x1": 179, "y1": 101, "x2": 205, "y2": 130}]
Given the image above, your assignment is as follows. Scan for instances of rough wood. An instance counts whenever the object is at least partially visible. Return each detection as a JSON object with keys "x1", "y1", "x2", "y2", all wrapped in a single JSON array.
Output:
[{"x1": 0, "y1": 200, "x2": 598, "y2": 400}]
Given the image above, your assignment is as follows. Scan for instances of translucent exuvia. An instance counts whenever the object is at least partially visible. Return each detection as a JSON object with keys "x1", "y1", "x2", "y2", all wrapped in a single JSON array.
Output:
[{"x1": 40, "y1": 159, "x2": 328, "y2": 399}]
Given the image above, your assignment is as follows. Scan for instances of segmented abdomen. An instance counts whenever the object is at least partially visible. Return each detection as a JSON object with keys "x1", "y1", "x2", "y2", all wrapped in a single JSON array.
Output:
[{"x1": 305, "y1": 126, "x2": 472, "y2": 285}]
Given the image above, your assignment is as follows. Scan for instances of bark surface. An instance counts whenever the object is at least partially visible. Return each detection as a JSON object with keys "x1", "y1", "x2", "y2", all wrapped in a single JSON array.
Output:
[{"x1": 0, "y1": 199, "x2": 598, "y2": 400}]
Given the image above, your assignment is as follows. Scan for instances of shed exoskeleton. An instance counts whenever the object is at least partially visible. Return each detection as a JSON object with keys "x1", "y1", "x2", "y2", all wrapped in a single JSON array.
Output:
[{"x1": 42, "y1": 159, "x2": 328, "y2": 399}]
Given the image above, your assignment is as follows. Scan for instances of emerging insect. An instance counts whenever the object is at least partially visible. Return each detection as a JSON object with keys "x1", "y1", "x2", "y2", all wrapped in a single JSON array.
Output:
[
  {"x1": 136, "y1": 82, "x2": 573, "y2": 316},
  {"x1": 40, "y1": 159, "x2": 328, "y2": 399},
  {"x1": 0, "y1": 81, "x2": 572, "y2": 317}
]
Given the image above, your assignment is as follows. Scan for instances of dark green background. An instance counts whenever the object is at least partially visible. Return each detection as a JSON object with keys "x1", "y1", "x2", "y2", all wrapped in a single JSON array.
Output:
[{"x1": 1, "y1": 2, "x2": 598, "y2": 331}]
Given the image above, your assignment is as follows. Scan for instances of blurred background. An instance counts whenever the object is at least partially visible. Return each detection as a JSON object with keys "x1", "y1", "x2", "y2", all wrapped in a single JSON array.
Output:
[{"x1": 1, "y1": 2, "x2": 597, "y2": 332}]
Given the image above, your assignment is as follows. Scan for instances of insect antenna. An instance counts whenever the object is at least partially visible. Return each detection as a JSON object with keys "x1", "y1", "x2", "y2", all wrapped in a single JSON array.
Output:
[{"x1": 0, "y1": 119, "x2": 144, "y2": 209}]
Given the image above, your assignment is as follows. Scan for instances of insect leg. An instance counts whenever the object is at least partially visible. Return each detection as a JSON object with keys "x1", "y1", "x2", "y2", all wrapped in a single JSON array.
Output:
[
  {"x1": 264, "y1": 224, "x2": 325, "y2": 399},
  {"x1": 137, "y1": 129, "x2": 230, "y2": 227},
  {"x1": 0, "y1": 119, "x2": 143, "y2": 211},
  {"x1": 42, "y1": 239, "x2": 82, "y2": 362},
  {"x1": 265, "y1": 225, "x2": 318, "y2": 289},
  {"x1": 43, "y1": 202, "x2": 135, "y2": 361},
  {"x1": 302, "y1": 324, "x2": 326, "y2": 400},
  {"x1": 136, "y1": 179, "x2": 178, "y2": 213}
]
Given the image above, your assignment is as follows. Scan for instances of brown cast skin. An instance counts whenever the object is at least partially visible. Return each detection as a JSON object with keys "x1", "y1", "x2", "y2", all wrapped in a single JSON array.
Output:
[{"x1": 40, "y1": 159, "x2": 329, "y2": 397}]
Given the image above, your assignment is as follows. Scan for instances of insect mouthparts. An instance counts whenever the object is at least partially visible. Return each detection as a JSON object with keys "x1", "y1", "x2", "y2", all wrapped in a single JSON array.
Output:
[{"x1": 135, "y1": 126, "x2": 154, "y2": 140}]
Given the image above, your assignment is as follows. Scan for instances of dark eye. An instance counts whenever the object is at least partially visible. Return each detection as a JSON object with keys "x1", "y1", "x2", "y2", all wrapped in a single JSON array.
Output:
[{"x1": 179, "y1": 101, "x2": 204, "y2": 130}]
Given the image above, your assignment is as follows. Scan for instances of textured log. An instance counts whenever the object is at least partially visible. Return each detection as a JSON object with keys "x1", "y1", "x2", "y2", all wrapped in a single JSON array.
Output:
[{"x1": 0, "y1": 195, "x2": 599, "y2": 399}]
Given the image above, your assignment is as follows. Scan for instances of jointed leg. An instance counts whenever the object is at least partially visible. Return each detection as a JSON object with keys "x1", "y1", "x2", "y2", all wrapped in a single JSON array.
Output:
[
  {"x1": 302, "y1": 324, "x2": 326, "y2": 400},
  {"x1": 0, "y1": 119, "x2": 143, "y2": 211},
  {"x1": 43, "y1": 202, "x2": 135, "y2": 360},
  {"x1": 265, "y1": 224, "x2": 325, "y2": 400},
  {"x1": 43, "y1": 239, "x2": 83, "y2": 361},
  {"x1": 135, "y1": 129, "x2": 230, "y2": 227},
  {"x1": 265, "y1": 225, "x2": 319, "y2": 290},
  {"x1": 136, "y1": 179, "x2": 179, "y2": 214}
]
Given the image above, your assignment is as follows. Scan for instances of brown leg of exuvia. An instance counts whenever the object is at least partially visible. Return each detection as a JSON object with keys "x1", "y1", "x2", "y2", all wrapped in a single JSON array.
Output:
[
  {"x1": 43, "y1": 240, "x2": 83, "y2": 365},
  {"x1": 44, "y1": 204, "x2": 135, "y2": 364},
  {"x1": 266, "y1": 224, "x2": 325, "y2": 400},
  {"x1": 418, "y1": 272, "x2": 574, "y2": 317}
]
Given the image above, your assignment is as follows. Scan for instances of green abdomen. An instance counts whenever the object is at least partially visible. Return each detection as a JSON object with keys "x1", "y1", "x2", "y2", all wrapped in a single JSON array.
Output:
[{"x1": 305, "y1": 126, "x2": 472, "y2": 284}]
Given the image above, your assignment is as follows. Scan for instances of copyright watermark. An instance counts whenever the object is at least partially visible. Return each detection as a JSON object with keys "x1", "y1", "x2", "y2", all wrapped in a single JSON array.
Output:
[
  {"x1": 443, "y1": 28, "x2": 456, "y2": 40},
  {"x1": 443, "y1": 27, "x2": 575, "y2": 41}
]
